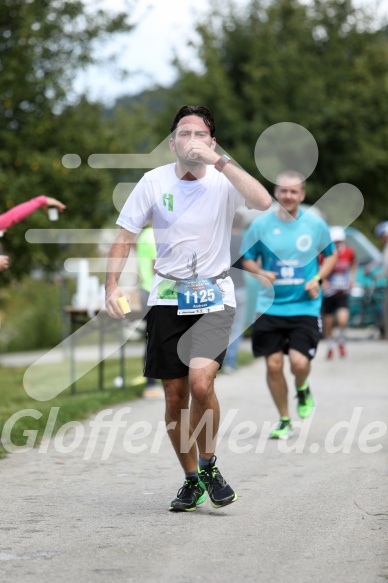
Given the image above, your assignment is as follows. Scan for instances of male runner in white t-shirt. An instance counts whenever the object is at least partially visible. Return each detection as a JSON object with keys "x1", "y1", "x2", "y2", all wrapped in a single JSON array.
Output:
[{"x1": 105, "y1": 105, "x2": 271, "y2": 512}]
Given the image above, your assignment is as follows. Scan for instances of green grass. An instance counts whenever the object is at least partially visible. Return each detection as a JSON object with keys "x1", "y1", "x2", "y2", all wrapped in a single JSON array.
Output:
[
  {"x1": 0, "y1": 357, "x2": 146, "y2": 459},
  {"x1": 0, "y1": 349, "x2": 254, "y2": 460},
  {"x1": 236, "y1": 350, "x2": 254, "y2": 368}
]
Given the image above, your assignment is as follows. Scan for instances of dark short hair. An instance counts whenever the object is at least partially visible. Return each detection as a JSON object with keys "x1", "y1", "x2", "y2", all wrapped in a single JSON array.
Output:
[{"x1": 170, "y1": 105, "x2": 216, "y2": 137}]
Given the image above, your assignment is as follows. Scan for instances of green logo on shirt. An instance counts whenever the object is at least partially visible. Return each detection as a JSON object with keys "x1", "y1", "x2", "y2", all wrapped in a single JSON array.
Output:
[
  {"x1": 163, "y1": 193, "x2": 174, "y2": 212},
  {"x1": 158, "y1": 280, "x2": 178, "y2": 300}
]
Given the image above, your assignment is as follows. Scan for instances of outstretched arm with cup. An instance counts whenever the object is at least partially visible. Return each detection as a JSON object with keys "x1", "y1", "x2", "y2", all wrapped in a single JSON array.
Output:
[
  {"x1": 0, "y1": 195, "x2": 66, "y2": 231},
  {"x1": 105, "y1": 227, "x2": 137, "y2": 318}
]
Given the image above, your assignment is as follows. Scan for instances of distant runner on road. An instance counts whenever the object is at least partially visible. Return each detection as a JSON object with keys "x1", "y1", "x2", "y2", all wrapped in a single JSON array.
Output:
[{"x1": 242, "y1": 170, "x2": 337, "y2": 440}]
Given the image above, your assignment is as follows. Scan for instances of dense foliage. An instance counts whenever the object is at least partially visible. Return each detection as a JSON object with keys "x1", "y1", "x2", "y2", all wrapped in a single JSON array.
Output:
[
  {"x1": 153, "y1": 0, "x2": 388, "y2": 233},
  {"x1": 0, "y1": 0, "x2": 133, "y2": 278}
]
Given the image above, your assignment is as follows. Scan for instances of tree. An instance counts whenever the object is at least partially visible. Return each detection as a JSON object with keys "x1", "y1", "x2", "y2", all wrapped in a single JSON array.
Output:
[{"x1": 0, "y1": 0, "x2": 134, "y2": 278}]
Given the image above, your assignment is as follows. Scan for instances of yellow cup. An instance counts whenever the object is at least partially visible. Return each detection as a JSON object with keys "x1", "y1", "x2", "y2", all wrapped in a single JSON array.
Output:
[{"x1": 116, "y1": 296, "x2": 131, "y2": 314}]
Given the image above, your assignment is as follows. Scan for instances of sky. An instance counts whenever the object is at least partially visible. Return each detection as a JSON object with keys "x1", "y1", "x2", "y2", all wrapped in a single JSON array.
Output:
[
  {"x1": 75, "y1": 0, "x2": 388, "y2": 106},
  {"x1": 75, "y1": 0, "x2": 248, "y2": 104}
]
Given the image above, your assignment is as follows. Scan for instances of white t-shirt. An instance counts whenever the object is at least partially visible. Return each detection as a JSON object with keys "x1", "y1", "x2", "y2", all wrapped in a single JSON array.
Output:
[{"x1": 117, "y1": 163, "x2": 246, "y2": 306}]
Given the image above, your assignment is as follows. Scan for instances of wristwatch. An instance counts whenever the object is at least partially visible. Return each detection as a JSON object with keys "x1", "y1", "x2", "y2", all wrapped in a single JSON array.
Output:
[
  {"x1": 214, "y1": 154, "x2": 231, "y2": 172},
  {"x1": 313, "y1": 274, "x2": 322, "y2": 285}
]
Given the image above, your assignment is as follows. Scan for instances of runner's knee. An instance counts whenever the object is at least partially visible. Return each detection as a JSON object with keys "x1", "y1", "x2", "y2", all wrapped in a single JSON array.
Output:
[{"x1": 266, "y1": 354, "x2": 283, "y2": 375}]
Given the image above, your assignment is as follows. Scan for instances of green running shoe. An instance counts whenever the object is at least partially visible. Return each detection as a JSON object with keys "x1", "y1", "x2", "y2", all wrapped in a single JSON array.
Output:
[
  {"x1": 269, "y1": 418, "x2": 294, "y2": 440},
  {"x1": 198, "y1": 457, "x2": 237, "y2": 509},
  {"x1": 296, "y1": 386, "x2": 315, "y2": 418},
  {"x1": 169, "y1": 478, "x2": 206, "y2": 512}
]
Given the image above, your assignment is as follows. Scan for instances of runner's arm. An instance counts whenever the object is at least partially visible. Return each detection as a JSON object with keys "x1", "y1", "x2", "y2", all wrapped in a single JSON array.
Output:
[
  {"x1": 183, "y1": 140, "x2": 272, "y2": 211},
  {"x1": 220, "y1": 163, "x2": 272, "y2": 211},
  {"x1": 350, "y1": 251, "x2": 358, "y2": 288},
  {"x1": 305, "y1": 249, "x2": 338, "y2": 298},
  {"x1": 242, "y1": 258, "x2": 278, "y2": 284},
  {"x1": 316, "y1": 249, "x2": 338, "y2": 282},
  {"x1": 105, "y1": 227, "x2": 137, "y2": 318}
]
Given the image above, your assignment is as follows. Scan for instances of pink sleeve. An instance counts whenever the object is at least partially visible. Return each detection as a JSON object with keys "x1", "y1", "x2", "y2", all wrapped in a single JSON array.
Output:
[{"x1": 0, "y1": 196, "x2": 47, "y2": 229}]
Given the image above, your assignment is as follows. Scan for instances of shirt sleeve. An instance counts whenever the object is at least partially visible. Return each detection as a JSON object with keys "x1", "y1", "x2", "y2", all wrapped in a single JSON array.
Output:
[
  {"x1": 228, "y1": 180, "x2": 246, "y2": 213},
  {"x1": 117, "y1": 177, "x2": 152, "y2": 234},
  {"x1": 0, "y1": 196, "x2": 47, "y2": 229}
]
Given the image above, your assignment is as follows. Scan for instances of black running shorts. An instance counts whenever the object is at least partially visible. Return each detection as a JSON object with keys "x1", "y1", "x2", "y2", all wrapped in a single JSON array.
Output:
[
  {"x1": 144, "y1": 305, "x2": 236, "y2": 379},
  {"x1": 322, "y1": 293, "x2": 349, "y2": 315},
  {"x1": 252, "y1": 314, "x2": 322, "y2": 361}
]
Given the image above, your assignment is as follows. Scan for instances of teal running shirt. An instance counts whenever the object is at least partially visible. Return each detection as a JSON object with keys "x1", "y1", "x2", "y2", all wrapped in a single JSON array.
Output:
[{"x1": 241, "y1": 209, "x2": 334, "y2": 317}]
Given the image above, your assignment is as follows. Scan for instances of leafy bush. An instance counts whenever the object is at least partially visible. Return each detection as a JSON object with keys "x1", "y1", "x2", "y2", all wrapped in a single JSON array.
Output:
[{"x1": 0, "y1": 276, "x2": 72, "y2": 352}]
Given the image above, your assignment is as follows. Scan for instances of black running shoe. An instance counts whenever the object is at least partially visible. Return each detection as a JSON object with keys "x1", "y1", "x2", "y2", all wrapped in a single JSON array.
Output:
[
  {"x1": 169, "y1": 478, "x2": 206, "y2": 512},
  {"x1": 198, "y1": 457, "x2": 237, "y2": 509}
]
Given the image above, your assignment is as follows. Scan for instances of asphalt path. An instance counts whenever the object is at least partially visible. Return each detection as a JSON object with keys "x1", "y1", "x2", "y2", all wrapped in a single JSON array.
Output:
[{"x1": 0, "y1": 338, "x2": 387, "y2": 582}]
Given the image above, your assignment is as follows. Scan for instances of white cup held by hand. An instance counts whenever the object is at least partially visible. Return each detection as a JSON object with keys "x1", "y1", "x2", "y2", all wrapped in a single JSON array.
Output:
[{"x1": 48, "y1": 207, "x2": 59, "y2": 221}]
